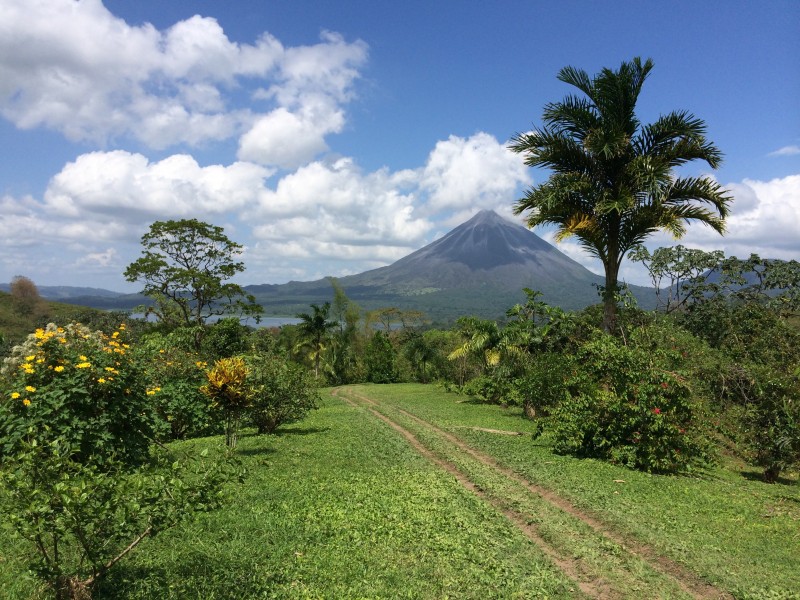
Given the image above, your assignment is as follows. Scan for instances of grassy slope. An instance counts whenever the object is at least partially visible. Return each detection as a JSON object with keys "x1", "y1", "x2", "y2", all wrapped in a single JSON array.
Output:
[
  {"x1": 364, "y1": 384, "x2": 800, "y2": 600},
  {"x1": 2, "y1": 384, "x2": 797, "y2": 599},
  {"x1": 0, "y1": 392, "x2": 576, "y2": 599}
]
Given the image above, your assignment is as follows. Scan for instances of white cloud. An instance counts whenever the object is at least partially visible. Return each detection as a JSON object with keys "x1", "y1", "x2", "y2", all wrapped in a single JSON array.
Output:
[
  {"x1": 237, "y1": 107, "x2": 342, "y2": 169},
  {"x1": 44, "y1": 150, "x2": 272, "y2": 221},
  {"x1": 419, "y1": 133, "x2": 530, "y2": 213},
  {"x1": 251, "y1": 157, "x2": 430, "y2": 264},
  {"x1": 0, "y1": 1, "x2": 366, "y2": 157},
  {"x1": 769, "y1": 145, "x2": 800, "y2": 157},
  {"x1": 76, "y1": 248, "x2": 119, "y2": 268}
]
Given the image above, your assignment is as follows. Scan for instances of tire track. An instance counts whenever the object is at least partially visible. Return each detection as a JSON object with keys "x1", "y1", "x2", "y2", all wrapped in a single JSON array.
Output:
[
  {"x1": 332, "y1": 387, "x2": 613, "y2": 599},
  {"x1": 336, "y1": 386, "x2": 733, "y2": 600}
]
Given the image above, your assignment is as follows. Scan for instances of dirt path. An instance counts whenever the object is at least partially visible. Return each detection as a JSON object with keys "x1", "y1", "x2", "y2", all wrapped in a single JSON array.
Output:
[{"x1": 333, "y1": 386, "x2": 733, "y2": 600}]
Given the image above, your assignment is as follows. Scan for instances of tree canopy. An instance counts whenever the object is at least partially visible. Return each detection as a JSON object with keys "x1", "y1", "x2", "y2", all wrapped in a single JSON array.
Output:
[
  {"x1": 124, "y1": 219, "x2": 262, "y2": 329},
  {"x1": 509, "y1": 57, "x2": 731, "y2": 332}
]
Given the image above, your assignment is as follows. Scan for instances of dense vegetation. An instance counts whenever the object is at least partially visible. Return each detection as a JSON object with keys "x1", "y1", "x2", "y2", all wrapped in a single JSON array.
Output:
[{"x1": 1, "y1": 56, "x2": 798, "y2": 598}]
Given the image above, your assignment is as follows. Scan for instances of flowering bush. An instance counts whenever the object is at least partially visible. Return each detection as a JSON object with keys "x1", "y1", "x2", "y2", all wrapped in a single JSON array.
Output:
[
  {"x1": 135, "y1": 332, "x2": 216, "y2": 440},
  {"x1": 0, "y1": 323, "x2": 238, "y2": 600},
  {"x1": 545, "y1": 331, "x2": 715, "y2": 474},
  {"x1": 0, "y1": 322, "x2": 156, "y2": 466}
]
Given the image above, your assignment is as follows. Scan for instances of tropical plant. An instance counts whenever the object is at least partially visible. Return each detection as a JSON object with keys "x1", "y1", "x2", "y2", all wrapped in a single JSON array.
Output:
[
  {"x1": 245, "y1": 354, "x2": 320, "y2": 434},
  {"x1": 294, "y1": 302, "x2": 337, "y2": 378},
  {"x1": 200, "y1": 356, "x2": 251, "y2": 448},
  {"x1": 509, "y1": 57, "x2": 731, "y2": 332},
  {"x1": 124, "y1": 219, "x2": 263, "y2": 334}
]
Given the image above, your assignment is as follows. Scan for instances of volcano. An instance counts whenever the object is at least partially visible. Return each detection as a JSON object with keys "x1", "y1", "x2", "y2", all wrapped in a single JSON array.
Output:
[{"x1": 247, "y1": 210, "x2": 655, "y2": 322}]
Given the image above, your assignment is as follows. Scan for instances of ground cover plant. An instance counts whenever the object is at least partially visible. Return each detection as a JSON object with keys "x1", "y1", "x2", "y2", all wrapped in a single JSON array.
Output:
[
  {"x1": 359, "y1": 383, "x2": 800, "y2": 599},
  {"x1": 1, "y1": 390, "x2": 578, "y2": 599}
]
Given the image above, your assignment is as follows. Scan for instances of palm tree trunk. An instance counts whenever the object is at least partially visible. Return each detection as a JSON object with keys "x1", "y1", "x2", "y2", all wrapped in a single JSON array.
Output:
[{"x1": 602, "y1": 260, "x2": 620, "y2": 334}]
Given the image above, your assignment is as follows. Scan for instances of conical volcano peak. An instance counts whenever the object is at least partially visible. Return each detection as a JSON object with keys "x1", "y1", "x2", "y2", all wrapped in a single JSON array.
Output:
[{"x1": 413, "y1": 209, "x2": 556, "y2": 270}]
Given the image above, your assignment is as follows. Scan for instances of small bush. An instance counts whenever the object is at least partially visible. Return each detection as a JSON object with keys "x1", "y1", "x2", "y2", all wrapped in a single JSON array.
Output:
[
  {"x1": 246, "y1": 354, "x2": 320, "y2": 434},
  {"x1": 546, "y1": 332, "x2": 715, "y2": 473},
  {"x1": 136, "y1": 333, "x2": 216, "y2": 440}
]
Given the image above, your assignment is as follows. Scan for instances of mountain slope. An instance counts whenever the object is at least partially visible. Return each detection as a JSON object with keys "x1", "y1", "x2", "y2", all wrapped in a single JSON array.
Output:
[{"x1": 248, "y1": 210, "x2": 655, "y2": 321}]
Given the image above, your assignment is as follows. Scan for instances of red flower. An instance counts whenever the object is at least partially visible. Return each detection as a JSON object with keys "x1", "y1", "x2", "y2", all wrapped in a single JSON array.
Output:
[
  {"x1": 652, "y1": 407, "x2": 661, "y2": 415},
  {"x1": 660, "y1": 382, "x2": 668, "y2": 389}
]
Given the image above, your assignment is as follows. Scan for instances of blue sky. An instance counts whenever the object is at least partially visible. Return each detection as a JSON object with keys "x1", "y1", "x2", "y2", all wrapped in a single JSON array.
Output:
[{"x1": 1, "y1": 0, "x2": 798, "y2": 293}]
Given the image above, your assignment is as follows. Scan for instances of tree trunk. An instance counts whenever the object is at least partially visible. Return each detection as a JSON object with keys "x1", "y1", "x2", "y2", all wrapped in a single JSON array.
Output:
[
  {"x1": 602, "y1": 259, "x2": 620, "y2": 334},
  {"x1": 523, "y1": 401, "x2": 536, "y2": 420},
  {"x1": 763, "y1": 464, "x2": 780, "y2": 484}
]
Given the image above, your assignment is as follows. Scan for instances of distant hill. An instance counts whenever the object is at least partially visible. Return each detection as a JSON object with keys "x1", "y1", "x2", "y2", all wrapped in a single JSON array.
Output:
[
  {"x1": 247, "y1": 210, "x2": 656, "y2": 322},
  {"x1": 12, "y1": 211, "x2": 658, "y2": 323}
]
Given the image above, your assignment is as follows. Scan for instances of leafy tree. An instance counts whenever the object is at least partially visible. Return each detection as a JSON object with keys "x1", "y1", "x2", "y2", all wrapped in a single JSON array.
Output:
[
  {"x1": 628, "y1": 245, "x2": 724, "y2": 313},
  {"x1": 509, "y1": 57, "x2": 730, "y2": 332},
  {"x1": 124, "y1": 219, "x2": 262, "y2": 333},
  {"x1": 9, "y1": 275, "x2": 45, "y2": 317},
  {"x1": 327, "y1": 278, "x2": 362, "y2": 384},
  {"x1": 364, "y1": 331, "x2": 399, "y2": 383},
  {"x1": 294, "y1": 302, "x2": 337, "y2": 378}
]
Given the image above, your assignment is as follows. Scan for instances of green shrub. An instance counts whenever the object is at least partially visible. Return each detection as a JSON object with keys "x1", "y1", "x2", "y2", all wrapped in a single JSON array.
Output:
[
  {"x1": 546, "y1": 332, "x2": 715, "y2": 473},
  {"x1": 515, "y1": 352, "x2": 575, "y2": 421},
  {"x1": 245, "y1": 353, "x2": 320, "y2": 434},
  {"x1": 0, "y1": 322, "x2": 156, "y2": 466},
  {"x1": 365, "y1": 331, "x2": 400, "y2": 383},
  {"x1": 0, "y1": 439, "x2": 235, "y2": 600},
  {"x1": 136, "y1": 332, "x2": 216, "y2": 440},
  {"x1": 0, "y1": 323, "x2": 237, "y2": 599}
]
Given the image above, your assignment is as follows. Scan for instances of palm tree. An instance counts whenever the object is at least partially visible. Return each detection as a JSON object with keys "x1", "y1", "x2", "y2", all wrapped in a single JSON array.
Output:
[
  {"x1": 294, "y1": 302, "x2": 337, "y2": 378},
  {"x1": 509, "y1": 57, "x2": 731, "y2": 332}
]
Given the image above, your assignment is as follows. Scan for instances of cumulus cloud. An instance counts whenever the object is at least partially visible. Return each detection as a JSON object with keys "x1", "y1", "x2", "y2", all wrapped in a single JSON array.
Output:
[
  {"x1": 769, "y1": 145, "x2": 800, "y2": 157},
  {"x1": 0, "y1": 0, "x2": 366, "y2": 158},
  {"x1": 250, "y1": 157, "x2": 430, "y2": 266},
  {"x1": 44, "y1": 150, "x2": 272, "y2": 221},
  {"x1": 419, "y1": 133, "x2": 530, "y2": 213}
]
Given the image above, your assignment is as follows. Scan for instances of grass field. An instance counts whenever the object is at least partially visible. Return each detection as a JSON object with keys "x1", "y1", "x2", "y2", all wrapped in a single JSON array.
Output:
[{"x1": 1, "y1": 384, "x2": 798, "y2": 599}]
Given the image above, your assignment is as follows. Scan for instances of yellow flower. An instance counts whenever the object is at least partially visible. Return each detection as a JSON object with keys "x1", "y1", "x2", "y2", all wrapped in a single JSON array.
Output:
[
  {"x1": 111, "y1": 331, "x2": 120, "y2": 339},
  {"x1": 22, "y1": 399, "x2": 31, "y2": 407},
  {"x1": 97, "y1": 378, "x2": 107, "y2": 384},
  {"x1": 34, "y1": 329, "x2": 45, "y2": 339},
  {"x1": 25, "y1": 355, "x2": 35, "y2": 362},
  {"x1": 104, "y1": 367, "x2": 117, "y2": 373},
  {"x1": 79, "y1": 355, "x2": 88, "y2": 361},
  {"x1": 54, "y1": 365, "x2": 65, "y2": 372},
  {"x1": 76, "y1": 362, "x2": 91, "y2": 369},
  {"x1": 10, "y1": 392, "x2": 20, "y2": 399},
  {"x1": 25, "y1": 386, "x2": 36, "y2": 393}
]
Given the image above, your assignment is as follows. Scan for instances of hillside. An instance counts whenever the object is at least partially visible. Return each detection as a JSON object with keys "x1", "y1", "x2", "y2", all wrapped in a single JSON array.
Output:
[
  {"x1": 247, "y1": 210, "x2": 656, "y2": 321},
  {"x1": 7, "y1": 211, "x2": 658, "y2": 323}
]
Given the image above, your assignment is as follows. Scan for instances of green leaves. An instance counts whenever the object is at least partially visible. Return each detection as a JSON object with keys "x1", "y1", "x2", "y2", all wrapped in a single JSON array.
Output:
[
  {"x1": 125, "y1": 219, "x2": 262, "y2": 330},
  {"x1": 510, "y1": 57, "x2": 729, "y2": 331}
]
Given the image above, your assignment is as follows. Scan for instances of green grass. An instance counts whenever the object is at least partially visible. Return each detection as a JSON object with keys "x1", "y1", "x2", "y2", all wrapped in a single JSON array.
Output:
[
  {"x1": 2, "y1": 383, "x2": 798, "y2": 599},
  {"x1": 360, "y1": 383, "x2": 800, "y2": 600},
  {"x1": 0, "y1": 391, "x2": 577, "y2": 599}
]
